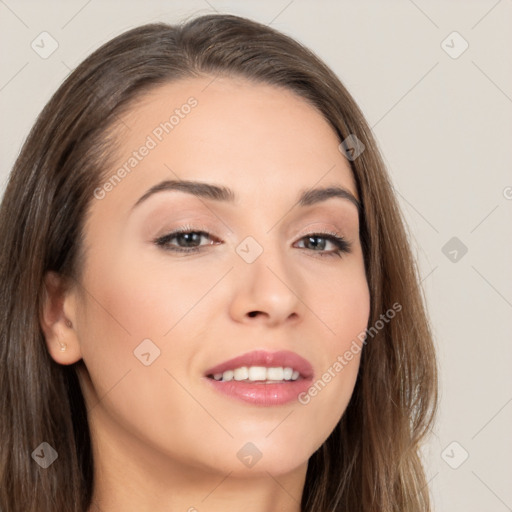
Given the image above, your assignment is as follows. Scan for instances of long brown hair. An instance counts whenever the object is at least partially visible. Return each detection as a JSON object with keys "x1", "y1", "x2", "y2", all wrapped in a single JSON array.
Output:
[{"x1": 0, "y1": 14, "x2": 437, "y2": 511}]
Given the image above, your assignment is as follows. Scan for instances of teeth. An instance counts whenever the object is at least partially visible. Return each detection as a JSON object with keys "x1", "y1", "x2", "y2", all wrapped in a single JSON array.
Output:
[
  {"x1": 233, "y1": 367, "x2": 249, "y2": 381},
  {"x1": 211, "y1": 366, "x2": 300, "y2": 382},
  {"x1": 248, "y1": 366, "x2": 267, "y2": 380},
  {"x1": 222, "y1": 370, "x2": 234, "y2": 381},
  {"x1": 267, "y1": 367, "x2": 284, "y2": 380}
]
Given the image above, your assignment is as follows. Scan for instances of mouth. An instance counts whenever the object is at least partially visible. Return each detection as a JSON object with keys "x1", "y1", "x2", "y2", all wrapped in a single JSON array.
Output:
[{"x1": 203, "y1": 349, "x2": 314, "y2": 406}]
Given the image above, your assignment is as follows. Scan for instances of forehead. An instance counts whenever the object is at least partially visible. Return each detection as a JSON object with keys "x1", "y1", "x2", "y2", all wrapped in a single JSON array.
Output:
[{"x1": 98, "y1": 75, "x2": 358, "y2": 211}]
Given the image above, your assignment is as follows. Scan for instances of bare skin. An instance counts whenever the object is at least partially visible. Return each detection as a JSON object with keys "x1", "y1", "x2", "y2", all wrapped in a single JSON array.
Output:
[{"x1": 41, "y1": 76, "x2": 370, "y2": 512}]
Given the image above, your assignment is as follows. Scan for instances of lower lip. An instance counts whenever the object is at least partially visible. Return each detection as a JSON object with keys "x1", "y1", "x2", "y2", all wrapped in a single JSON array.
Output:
[{"x1": 204, "y1": 377, "x2": 312, "y2": 406}]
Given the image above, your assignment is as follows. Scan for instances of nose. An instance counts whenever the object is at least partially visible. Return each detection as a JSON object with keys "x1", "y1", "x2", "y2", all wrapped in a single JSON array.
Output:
[{"x1": 228, "y1": 247, "x2": 304, "y2": 327}]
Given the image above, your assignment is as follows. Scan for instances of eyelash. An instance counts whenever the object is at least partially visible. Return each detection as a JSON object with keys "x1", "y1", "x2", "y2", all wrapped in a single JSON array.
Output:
[{"x1": 153, "y1": 224, "x2": 351, "y2": 258}]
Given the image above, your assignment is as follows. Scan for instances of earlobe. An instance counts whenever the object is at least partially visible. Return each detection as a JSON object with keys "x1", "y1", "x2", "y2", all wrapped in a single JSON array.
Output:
[{"x1": 40, "y1": 271, "x2": 82, "y2": 365}]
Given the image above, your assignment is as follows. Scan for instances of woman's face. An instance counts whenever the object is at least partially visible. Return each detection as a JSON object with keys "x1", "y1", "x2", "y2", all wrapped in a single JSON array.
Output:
[{"x1": 70, "y1": 76, "x2": 370, "y2": 477}]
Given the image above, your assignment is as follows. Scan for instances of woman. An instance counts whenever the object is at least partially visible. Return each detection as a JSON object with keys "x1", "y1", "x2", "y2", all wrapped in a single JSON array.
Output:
[{"x1": 0, "y1": 14, "x2": 437, "y2": 512}]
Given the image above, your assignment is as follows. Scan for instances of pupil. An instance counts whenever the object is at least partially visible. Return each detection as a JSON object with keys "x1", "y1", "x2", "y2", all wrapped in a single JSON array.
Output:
[
  {"x1": 179, "y1": 232, "x2": 200, "y2": 247},
  {"x1": 308, "y1": 236, "x2": 325, "y2": 250}
]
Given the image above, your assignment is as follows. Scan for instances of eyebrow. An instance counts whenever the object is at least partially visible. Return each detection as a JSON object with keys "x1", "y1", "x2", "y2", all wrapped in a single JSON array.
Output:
[{"x1": 132, "y1": 180, "x2": 361, "y2": 211}]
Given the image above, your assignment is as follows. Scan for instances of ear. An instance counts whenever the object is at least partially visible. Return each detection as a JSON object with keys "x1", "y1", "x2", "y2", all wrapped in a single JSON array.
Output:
[{"x1": 40, "y1": 271, "x2": 82, "y2": 365}]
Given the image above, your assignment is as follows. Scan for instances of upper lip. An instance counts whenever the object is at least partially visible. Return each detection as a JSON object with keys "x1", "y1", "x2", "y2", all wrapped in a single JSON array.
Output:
[{"x1": 204, "y1": 350, "x2": 314, "y2": 379}]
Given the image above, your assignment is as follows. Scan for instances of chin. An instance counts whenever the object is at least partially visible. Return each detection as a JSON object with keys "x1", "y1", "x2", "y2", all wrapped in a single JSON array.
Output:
[{"x1": 190, "y1": 435, "x2": 315, "y2": 478}]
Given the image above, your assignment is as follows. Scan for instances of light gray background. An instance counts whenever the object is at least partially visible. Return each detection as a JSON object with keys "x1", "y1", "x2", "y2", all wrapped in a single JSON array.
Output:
[{"x1": 1, "y1": 1, "x2": 511, "y2": 510}]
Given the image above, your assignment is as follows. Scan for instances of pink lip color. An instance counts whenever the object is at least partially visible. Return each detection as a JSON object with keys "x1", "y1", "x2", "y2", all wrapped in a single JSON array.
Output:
[{"x1": 203, "y1": 350, "x2": 314, "y2": 406}]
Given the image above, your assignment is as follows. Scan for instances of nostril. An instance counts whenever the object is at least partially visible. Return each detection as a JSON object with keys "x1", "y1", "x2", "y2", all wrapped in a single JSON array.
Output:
[{"x1": 248, "y1": 311, "x2": 262, "y2": 318}]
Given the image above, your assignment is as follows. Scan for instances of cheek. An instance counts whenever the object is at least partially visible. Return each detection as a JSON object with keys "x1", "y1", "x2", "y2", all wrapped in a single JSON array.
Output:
[
  {"x1": 75, "y1": 245, "x2": 225, "y2": 413},
  {"x1": 305, "y1": 251, "x2": 370, "y2": 349},
  {"x1": 323, "y1": 275, "x2": 370, "y2": 339},
  {"x1": 79, "y1": 245, "x2": 214, "y2": 343},
  {"x1": 296, "y1": 258, "x2": 370, "y2": 432},
  {"x1": 75, "y1": 250, "x2": 214, "y2": 458}
]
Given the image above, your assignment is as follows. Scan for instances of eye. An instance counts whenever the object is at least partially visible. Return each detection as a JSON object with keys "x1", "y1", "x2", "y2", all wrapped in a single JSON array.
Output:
[
  {"x1": 154, "y1": 224, "x2": 220, "y2": 253},
  {"x1": 294, "y1": 232, "x2": 351, "y2": 258}
]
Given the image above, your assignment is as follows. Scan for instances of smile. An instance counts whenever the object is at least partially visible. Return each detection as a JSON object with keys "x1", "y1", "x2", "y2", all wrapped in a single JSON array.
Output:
[{"x1": 203, "y1": 350, "x2": 314, "y2": 406}]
